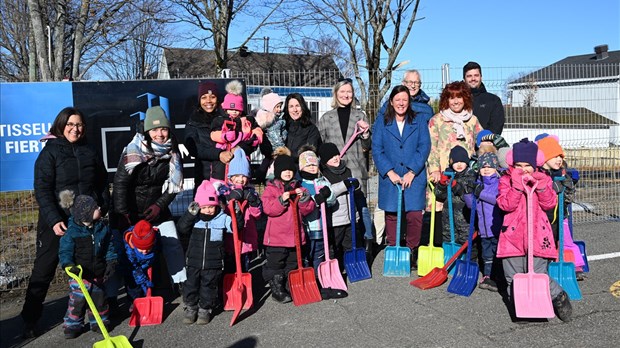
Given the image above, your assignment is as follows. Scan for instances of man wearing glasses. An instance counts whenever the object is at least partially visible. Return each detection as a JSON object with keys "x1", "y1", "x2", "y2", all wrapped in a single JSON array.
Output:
[{"x1": 463, "y1": 61, "x2": 505, "y2": 134}]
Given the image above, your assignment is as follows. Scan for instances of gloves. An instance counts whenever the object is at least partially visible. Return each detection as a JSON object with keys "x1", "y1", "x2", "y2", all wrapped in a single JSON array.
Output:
[
  {"x1": 188, "y1": 201, "x2": 200, "y2": 216},
  {"x1": 474, "y1": 183, "x2": 484, "y2": 197},
  {"x1": 67, "y1": 264, "x2": 80, "y2": 276},
  {"x1": 313, "y1": 187, "x2": 331, "y2": 206},
  {"x1": 492, "y1": 134, "x2": 509, "y2": 149},
  {"x1": 343, "y1": 178, "x2": 360, "y2": 191},
  {"x1": 510, "y1": 169, "x2": 525, "y2": 192},
  {"x1": 103, "y1": 261, "x2": 117, "y2": 283},
  {"x1": 531, "y1": 171, "x2": 548, "y2": 182},
  {"x1": 143, "y1": 204, "x2": 161, "y2": 222},
  {"x1": 244, "y1": 190, "x2": 261, "y2": 207},
  {"x1": 439, "y1": 174, "x2": 456, "y2": 187},
  {"x1": 227, "y1": 188, "x2": 244, "y2": 201},
  {"x1": 567, "y1": 168, "x2": 580, "y2": 184},
  {"x1": 232, "y1": 204, "x2": 245, "y2": 229}
]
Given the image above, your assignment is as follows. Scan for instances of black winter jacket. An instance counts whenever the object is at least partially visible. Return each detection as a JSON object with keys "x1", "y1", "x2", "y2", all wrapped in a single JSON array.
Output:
[
  {"x1": 285, "y1": 119, "x2": 321, "y2": 158},
  {"x1": 34, "y1": 137, "x2": 110, "y2": 230},
  {"x1": 113, "y1": 151, "x2": 177, "y2": 225},
  {"x1": 185, "y1": 108, "x2": 222, "y2": 187},
  {"x1": 471, "y1": 82, "x2": 505, "y2": 135},
  {"x1": 176, "y1": 210, "x2": 231, "y2": 270}
]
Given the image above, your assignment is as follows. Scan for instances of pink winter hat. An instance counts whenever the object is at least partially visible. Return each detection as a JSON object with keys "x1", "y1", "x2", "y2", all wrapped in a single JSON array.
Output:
[
  {"x1": 261, "y1": 91, "x2": 282, "y2": 112},
  {"x1": 194, "y1": 180, "x2": 219, "y2": 207},
  {"x1": 222, "y1": 93, "x2": 244, "y2": 112}
]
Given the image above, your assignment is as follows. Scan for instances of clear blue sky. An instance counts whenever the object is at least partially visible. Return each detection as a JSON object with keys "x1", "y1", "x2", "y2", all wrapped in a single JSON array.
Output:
[{"x1": 229, "y1": 0, "x2": 620, "y2": 70}]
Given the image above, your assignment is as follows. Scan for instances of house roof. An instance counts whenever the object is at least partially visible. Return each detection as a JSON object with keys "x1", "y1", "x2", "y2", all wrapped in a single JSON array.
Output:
[
  {"x1": 505, "y1": 106, "x2": 618, "y2": 128},
  {"x1": 161, "y1": 48, "x2": 342, "y2": 87},
  {"x1": 509, "y1": 46, "x2": 620, "y2": 85}
]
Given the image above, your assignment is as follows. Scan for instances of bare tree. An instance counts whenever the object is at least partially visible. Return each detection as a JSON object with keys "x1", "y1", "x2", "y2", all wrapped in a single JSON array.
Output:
[
  {"x1": 288, "y1": 36, "x2": 360, "y2": 77},
  {"x1": 0, "y1": 0, "x2": 32, "y2": 81},
  {"x1": 172, "y1": 0, "x2": 284, "y2": 73},
  {"x1": 285, "y1": 0, "x2": 423, "y2": 123}
]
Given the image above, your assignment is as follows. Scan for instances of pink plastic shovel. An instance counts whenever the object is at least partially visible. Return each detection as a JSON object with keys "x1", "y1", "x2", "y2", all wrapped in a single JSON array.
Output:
[
  {"x1": 317, "y1": 200, "x2": 347, "y2": 291},
  {"x1": 339, "y1": 121, "x2": 368, "y2": 158},
  {"x1": 513, "y1": 177, "x2": 555, "y2": 319}
]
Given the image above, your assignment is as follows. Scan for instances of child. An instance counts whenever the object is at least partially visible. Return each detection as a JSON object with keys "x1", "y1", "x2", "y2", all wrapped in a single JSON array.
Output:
[
  {"x1": 435, "y1": 146, "x2": 477, "y2": 248},
  {"x1": 261, "y1": 155, "x2": 315, "y2": 303},
  {"x1": 255, "y1": 87, "x2": 287, "y2": 148},
  {"x1": 536, "y1": 135, "x2": 586, "y2": 280},
  {"x1": 297, "y1": 146, "x2": 336, "y2": 272},
  {"x1": 209, "y1": 80, "x2": 263, "y2": 181},
  {"x1": 122, "y1": 220, "x2": 158, "y2": 310},
  {"x1": 496, "y1": 138, "x2": 572, "y2": 322},
  {"x1": 317, "y1": 143, "x2": 364, "y2": 268},
  {"x1": 470, "y1": 152, "x2": 503, "y2": 292},
  {"x1": 215, "y1": 148, "x2": 262, "y2": 272},
  {"x1": 176, "y1": 180, "x2": 232, "y2": 325},
  {"x1": 58, "y1": 193, "x2": 117, "y2": 339}
]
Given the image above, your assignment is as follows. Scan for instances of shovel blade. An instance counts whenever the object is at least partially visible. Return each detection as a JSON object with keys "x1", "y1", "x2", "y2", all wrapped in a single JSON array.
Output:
[
  {"x1": 344, "y1": 248, "x2": 372, "y2": 282},
  {"x1": 575, "y1": 241, "x2": 589, "y2": 272},
  {"x1": 93, "y1": 335, "x2": 133, "y2": 348},
  {"x1": 442, "y1": 242, "x2": 463, "y2": 275},
  {"x1": 549, "y1": 261, "x2": 582, "y2": 301},
  {"x1": 382, "y1": 246, "x2": 411, "y2": 277},
  {"x1": 318, "y1": 260, "x2": 347, "y2": 291},
  {"x1": 223, "y1": 273, "x2": 253, "y2": 310},
  {"x1": 418, "y1": 245, "x2": 445, "y2": 277},
  {"x1": 129, "y1": 296, "x2": 164, "y2": 327},
  {"x1": 513, "y1": 273, "x2": 555, "y2": 318},
  {"x1": 446, "y1": 260, "x2": 479, "y2": 296},
  {"x1": 289, "y1": 267, "x2": 321, "y2": 306},
  {"x1": 410, "y1": 268, "x2": 448, "y2": 290}
]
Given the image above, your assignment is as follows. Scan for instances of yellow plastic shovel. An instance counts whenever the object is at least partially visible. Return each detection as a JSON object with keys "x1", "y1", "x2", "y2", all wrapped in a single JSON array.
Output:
[{"x1": 417, "y1": 182, "x2": 444, "y2": 276}]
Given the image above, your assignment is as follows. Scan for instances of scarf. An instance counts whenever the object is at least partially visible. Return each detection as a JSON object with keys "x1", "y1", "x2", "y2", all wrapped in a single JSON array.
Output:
[
  {"x1": 440, "y1": 108, "x2": 472, "y2": 141},
  {"x1": 125, "y1": 241, "x2": 155, "y2": 294},
  {"x1": 321, "y1": 161, "x2": 352, "y2": 184},
  {"x1": 123, "y1": 132, "x2": 184, "y2": 194}
]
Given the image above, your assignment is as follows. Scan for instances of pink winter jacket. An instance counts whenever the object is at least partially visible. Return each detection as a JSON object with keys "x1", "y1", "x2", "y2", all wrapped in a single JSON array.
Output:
[
  {"x1": 224, "y1": 204, "x2": 261, "y2": 255},
  {"x1": 262, "y1": 179, "x2": 315, "y2": 247},
  {"x1": 496, "y1": 168, "x2": 558, "y2": 259}
]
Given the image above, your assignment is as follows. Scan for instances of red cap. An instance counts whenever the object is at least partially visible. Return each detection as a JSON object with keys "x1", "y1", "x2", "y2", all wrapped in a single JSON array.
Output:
[{"x1": 131, "y1": 220, "x2": 155, "y2": 250}]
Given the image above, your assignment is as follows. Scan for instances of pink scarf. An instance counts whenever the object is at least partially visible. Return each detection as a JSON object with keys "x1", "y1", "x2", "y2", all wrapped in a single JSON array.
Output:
[{"x1": 439, "y1": 109, "x2": 472, "y2": 140}]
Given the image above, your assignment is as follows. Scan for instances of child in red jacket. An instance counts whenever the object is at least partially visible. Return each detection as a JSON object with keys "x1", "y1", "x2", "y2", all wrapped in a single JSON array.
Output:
[
  {"x1": 261, "y1": 155, "x2": 314, "y2": 303},
  {"x1": 496, "y1": 138, "x2": 572, "y2": 322}
]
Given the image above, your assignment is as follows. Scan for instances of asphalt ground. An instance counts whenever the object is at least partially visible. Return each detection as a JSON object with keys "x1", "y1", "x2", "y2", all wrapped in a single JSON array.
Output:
[{"x1": 2, "y1": 220, "x2": 619, "y2": 348}]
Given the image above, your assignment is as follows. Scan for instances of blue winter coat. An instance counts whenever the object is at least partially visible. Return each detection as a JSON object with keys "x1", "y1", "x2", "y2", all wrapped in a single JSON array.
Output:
[
  {"x1": 372, "y1": 115, "x2": 431, "y2": 212},
  {"x1": 377, "y1": 90, "x2": 434, "y2": 125}
]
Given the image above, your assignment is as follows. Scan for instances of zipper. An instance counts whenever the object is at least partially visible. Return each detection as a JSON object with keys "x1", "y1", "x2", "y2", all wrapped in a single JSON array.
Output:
[{"x1": 202, "y1": 227, "x2": 208, "y2": 269}]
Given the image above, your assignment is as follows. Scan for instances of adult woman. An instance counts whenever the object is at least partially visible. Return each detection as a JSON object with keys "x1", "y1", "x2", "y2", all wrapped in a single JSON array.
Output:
[
  {"x1": 371, "y1": 86, "x2": 431, "y2": 269},
  {"x1": 185, "y1": 81, "x2": 226, "y2": 189},
  {"x1": 114, "y1": 106, "x2": 186, "y2": 286},
  {"x1": 21, "y1": 107, "x2": 110, "y2": 337},
  {"x1": 283, "y1": 93, "x2": 321, "y2": 157}
]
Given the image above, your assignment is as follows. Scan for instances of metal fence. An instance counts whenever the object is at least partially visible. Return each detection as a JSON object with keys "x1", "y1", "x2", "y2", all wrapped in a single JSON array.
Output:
[{"x1": 1, "y1": 64, "x2": 619, "y2": 291}]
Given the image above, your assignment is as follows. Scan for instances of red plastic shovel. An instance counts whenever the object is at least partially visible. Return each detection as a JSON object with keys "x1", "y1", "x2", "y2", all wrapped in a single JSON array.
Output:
[
  {"x1": 223, "y1": 199, "x2": 252, "y2": 326},
  {"x1": 129, "y1": 267, "x2": 163, "y2": 327},
  {"x1": 288, "y1": 194, "x2": 322, "y2": 306},
  {"x1": 513, "y1": 178, "x2": 555, "y2": 319}
]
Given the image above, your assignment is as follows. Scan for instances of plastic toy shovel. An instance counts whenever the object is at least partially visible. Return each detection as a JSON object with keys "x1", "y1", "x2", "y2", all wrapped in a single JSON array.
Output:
[
  {"x1": 447, "y1": 195, "x2": 479, "y2": 297},
  {"x1": 223, "y1": 200, "x2": 253, "y2": 326},
  {"x1": 442, "y1": 172, "x2": 462, "y2": 275},
  {"x1": 288, "y1": 194, "x2": 322, "y2": 306},
  {"x1": 340, "y1": 120, "x2": 368, "y2": 158},
  {"x1": 548, "y1": 180, "x2": 582, "y2": 300},
  {"x1": 418, "y1": 181, "x2": 445, "y2": 276},
  {"x1": 317, "y1": 191, "x2": 347, "y2": 290},
  {"x1": 383, "y1": 185, "x2": 411, "y2": 277},
  {"x1": 343, "y1": 181, "x2": 371, "y2": 282},
  {"x1": 513, "y1": 178, "x2": 555, "y2": 319},
  {"x1": 65, "y1": 266, "x2": 133, "y2": 348},
  {"x1": 129, "y1": 267, "x2": 163, "y2": 327}
]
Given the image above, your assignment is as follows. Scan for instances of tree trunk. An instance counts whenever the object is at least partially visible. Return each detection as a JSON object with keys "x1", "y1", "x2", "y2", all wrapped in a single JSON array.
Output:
[{"x1": 27, "y1": 0, "x2": 51, "y2": 81}]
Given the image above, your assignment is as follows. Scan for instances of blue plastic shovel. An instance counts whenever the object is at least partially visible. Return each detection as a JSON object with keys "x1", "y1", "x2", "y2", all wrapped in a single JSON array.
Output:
[
  {"x1": 447, "y1": 194, "x2": 479, "y2": 297},
  {"x1": 549, "y1": 180, "x2": 582, "y2": 300},
  {"x1": 344, "y1": 181, "x2": 372, "y2": 282},
  {"x1": 442, "y1": 172, "x2": 462, "y2": 276},
  {"x1": 383, "y1": 185, "x2": 411, "y2": 277}
]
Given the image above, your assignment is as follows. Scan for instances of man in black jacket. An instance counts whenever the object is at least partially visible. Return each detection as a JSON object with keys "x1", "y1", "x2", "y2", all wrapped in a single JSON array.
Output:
[{"x1": 463, "y1": 62, "x2": 505, "y2": 135}]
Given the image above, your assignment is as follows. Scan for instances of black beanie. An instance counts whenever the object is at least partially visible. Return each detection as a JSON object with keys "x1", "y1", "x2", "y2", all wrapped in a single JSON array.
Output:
[
  {"x1": 449, "y1": 145, "x2": 470, "y2": 168},
  {"x1": 274, "y1": 155, "x2": 297, "y2": 180},
  {"x1": 70, "y1": 195, "x2": 98, "y2": 225},
  {"x1": 318, "y1": 143, "x2": 340, "y2": 165}
]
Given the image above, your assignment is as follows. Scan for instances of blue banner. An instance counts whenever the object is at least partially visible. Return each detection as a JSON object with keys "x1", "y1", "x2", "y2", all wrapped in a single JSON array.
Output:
[{"x1": 0, "y1": 82, "x2": 74, "y2": 192}]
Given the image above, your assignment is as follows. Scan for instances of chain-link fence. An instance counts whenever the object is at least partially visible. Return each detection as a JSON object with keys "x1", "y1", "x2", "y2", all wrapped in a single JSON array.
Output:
[{"x1": 1, "y1": 64, "x2": 619, "y2": 291}]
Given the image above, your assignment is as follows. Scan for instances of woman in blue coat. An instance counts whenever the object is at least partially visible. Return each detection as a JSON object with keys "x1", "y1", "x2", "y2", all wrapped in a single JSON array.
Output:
[{"x1": 371, "y1": 85, "x2": 431, "y2": 269}]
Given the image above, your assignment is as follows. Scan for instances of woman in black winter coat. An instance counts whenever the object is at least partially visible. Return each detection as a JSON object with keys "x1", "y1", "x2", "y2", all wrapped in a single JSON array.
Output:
[
  {"x1": 114, "y1": 106, "x2": 187, "y2": 286},
  {"x1": 185, "y1": 81, "x2": 225, "y2": 190},
  {"x1": 282, "y1": 93, "x2": 322, "y2": 158},
  {"x1": 21, "y1": 107, "x2": 110, "y2": 337}
]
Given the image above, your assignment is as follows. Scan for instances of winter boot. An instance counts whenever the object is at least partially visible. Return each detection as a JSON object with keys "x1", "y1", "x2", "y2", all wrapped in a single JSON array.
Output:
[
  {"x1": 364, "y1": 239, "x2": 375, "y2": 265},
  {"x1": 183, "y1": 305, "x2": 198, "y2": 324},
  {"x1": 270, "y1": 274, "x2": 292, "y2": 303},
  {"x1": 552, "y1": 291, "x2": 573, "y2": 322},
  {"x1": 196, "y1": 308, "x2": 212, "y2": 325},
  {"x1": 410, "y1": 247, "x2": 418, "y2": 271},
  {"x1": 63, "y1": 326, "x2": 82, "y2": 339}
]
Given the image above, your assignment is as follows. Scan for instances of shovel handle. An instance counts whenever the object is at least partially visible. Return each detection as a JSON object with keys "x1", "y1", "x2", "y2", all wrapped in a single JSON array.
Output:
[
  {"x1": 146, "y1": 267, "x2": 153, "y2": 297},
  {"x1": 340, "y1": 123, "x2": 366, "y2": 158},
  {"x1": 442, "y1": 231, "x2": 478, "y2": 270},
  {"x1": 65, "y1": 266, "x2": 111, "y2": 340},
  {"x1": 228, "y1": 199, "x2": 248, "y2": 282},
  {"x1": 314, "y1": 183, "x2": 333, "y2": 262},
  {"x1": 289, "y1": 195, "x2": 304, "y2": 269}
]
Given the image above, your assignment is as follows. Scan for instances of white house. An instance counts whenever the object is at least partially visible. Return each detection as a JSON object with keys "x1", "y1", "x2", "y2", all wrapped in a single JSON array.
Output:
[{"x1": 506, "y1": 45, "x2": 620, "y2": 145}]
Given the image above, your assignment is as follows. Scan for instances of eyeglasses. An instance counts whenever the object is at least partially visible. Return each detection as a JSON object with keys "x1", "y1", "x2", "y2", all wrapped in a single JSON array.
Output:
[
  {"x1": 403, "y1": 80, "x2": 422, "y2": 87},
  {"x1": 338, "y1": 77, "x2": 353, "y2": 83},
  {"x1": 66, "y1": 122, "x2": 84, "y2": 129}
]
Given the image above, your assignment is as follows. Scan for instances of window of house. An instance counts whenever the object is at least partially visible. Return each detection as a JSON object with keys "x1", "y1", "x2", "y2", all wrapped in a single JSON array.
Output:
[{"x1": 308, "y1": 101, "x2": 319, "y2": 124}]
